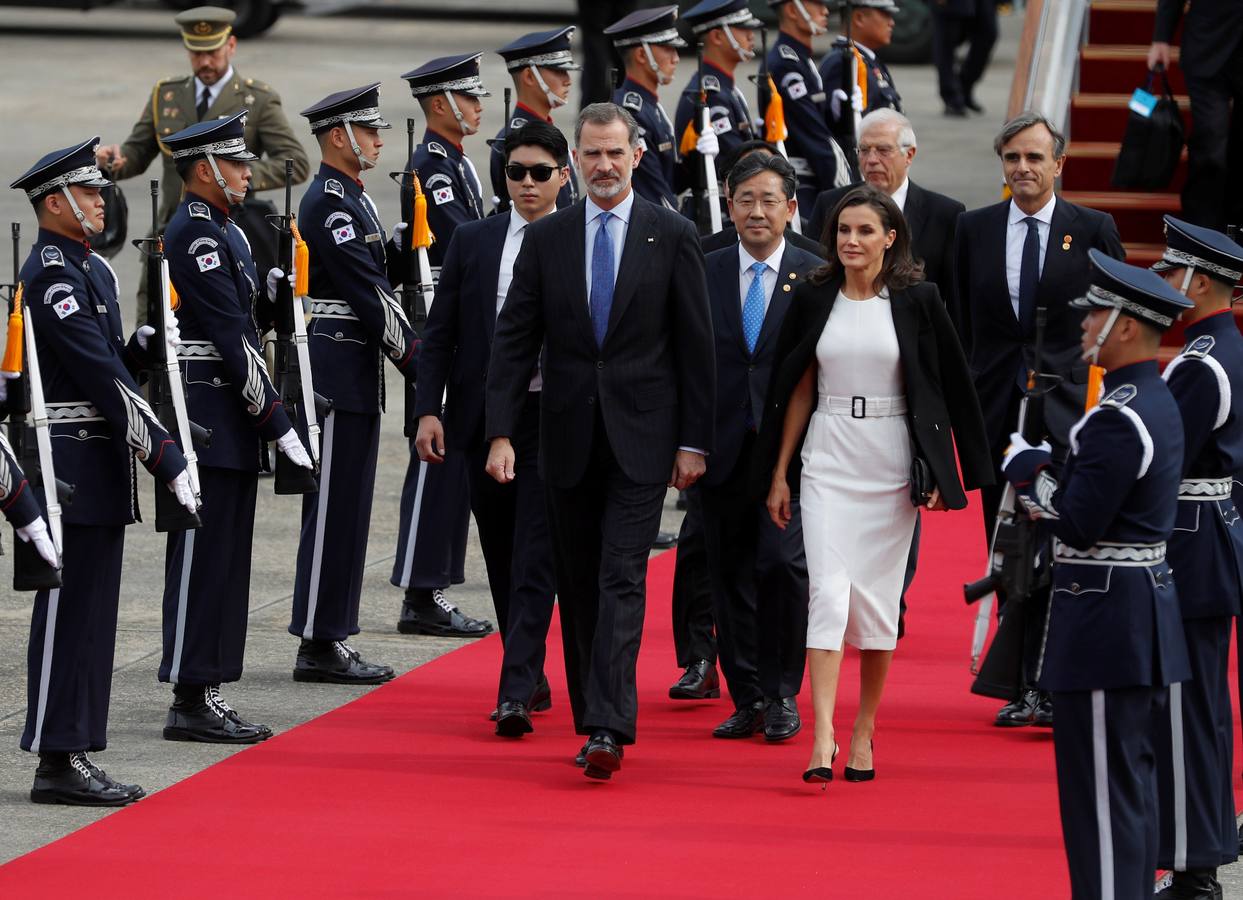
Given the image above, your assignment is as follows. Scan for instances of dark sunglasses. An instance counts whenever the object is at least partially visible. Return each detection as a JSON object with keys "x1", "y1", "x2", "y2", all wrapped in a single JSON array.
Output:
[{"x1": 505, "y1": 163, "x2": 561, "y2": 183}]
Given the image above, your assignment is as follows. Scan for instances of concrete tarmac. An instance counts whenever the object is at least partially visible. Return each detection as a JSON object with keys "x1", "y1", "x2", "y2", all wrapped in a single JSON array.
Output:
[{"x1": 3, "y1": 7, "x2": 1238, "y2": 895}]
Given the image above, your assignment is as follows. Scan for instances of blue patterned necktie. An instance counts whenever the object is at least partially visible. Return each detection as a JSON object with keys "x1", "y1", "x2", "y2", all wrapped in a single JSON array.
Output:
[
  {"x1": 590, "y1": 211, "x2": 615, "y2": 347},
  {"x1": 742, "y1": 260, "x2": 767, "y2": 354}
]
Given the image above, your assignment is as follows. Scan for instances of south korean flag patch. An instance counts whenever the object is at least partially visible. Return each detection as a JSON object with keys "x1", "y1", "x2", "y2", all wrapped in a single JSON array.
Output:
[
  {"x1": 44, "y1": 283, "x2": 78, "y2": 319},
  {"x1": 332, "y1": 222, "x2": 356, "y2": 244},
  {"x1": 53, "y1": 295, "x2": 80, "y2": 319},
  {"x1": 432, "y1": 186, "x2": 455, "y2": 206},
  {"x1": 196, "y1": 250, "x2": 221, "y2": 272}
]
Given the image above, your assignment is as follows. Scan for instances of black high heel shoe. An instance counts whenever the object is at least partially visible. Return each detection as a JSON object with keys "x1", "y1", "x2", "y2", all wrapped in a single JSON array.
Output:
[
  {"x1": 844, "y1": 739, "x2": 875, "y2": 782},
  {"x1": 802, "y1": 744, "x2": 839, "y2": 790}
]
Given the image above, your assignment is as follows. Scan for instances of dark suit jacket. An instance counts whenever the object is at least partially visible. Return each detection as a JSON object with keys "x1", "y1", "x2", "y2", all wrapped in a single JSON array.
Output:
[
  {"x1": 486, "y1": 194, "x2": 716, "y2": 488},
  {"x1": 951, "y1": 197, "x2": 1125, "y2": 455},
  {"x1": 701, "y1": 224, "x2": 823, "y2": 258},
  {"x1": 703, "y1": 241, "x2": 824, "y2": 487},
  {"x1": 414, "y1": 213, "x2": 511, "y2": 450},
  {"x1": 753, "y1": 275, "x2": 994, "y2": 508},
  {"x1": 807, "y1": 180, "x2": 966, "y2": 302},
  {"x1": 1155, "y1": 0, "x2": 1243, "y2": 78}
]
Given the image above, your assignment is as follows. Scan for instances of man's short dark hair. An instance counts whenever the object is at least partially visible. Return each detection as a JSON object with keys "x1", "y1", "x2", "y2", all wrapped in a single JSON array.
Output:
[
  {"x1": 719, "y1": 139, "x2": 780, "y2": 187},
  {"x1": 504, "y1": 121, "x2": 569, "y2": 168},
  {"x1": 728, "y1": 152, "x2": 797, "y2": 201},
  {"x1": 574, "y1": 102, "x2": 639, "y2": 148},
  {"x1": 994, "y1": 111, "x2": 1067, "y2": 158}
]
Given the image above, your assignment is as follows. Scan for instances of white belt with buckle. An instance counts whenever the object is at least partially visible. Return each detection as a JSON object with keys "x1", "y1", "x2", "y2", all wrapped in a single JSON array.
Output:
[
  {"x1": 1054, "y1": 539, "x2": 1167, "y2": 567},
  {"x1": 1178, "y1": 476, "x2": 1233, "y2": 500},
  {"x1": 818, "y1": 394, "x2": 907, "y2": 418}
]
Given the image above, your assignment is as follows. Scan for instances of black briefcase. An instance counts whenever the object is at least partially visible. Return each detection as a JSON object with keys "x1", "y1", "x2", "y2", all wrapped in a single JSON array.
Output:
[{"x1": 1111, "y1": 67, "x2": 1184, "y2": 191}]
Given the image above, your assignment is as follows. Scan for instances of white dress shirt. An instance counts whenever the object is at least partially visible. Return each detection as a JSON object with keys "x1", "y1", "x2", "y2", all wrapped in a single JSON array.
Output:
[
  {"x1": 583, "y1": 189, "x2": 635, "y2": 302},
  {"x1": 1005, "y1": 194, "x2": 1056, "y2": 320},
  {"x1": 499, "y1": 206, "x2": 551, "y2": 392},
  {"x1": 738, "y1": 239, "x2": 786, "y2": 319},
  {"x1": 193, "y1": 66, "x2": 234, "y2": 116},
  {"x1": 890, "y1": 177, "x2": 910, "y2": 213}
]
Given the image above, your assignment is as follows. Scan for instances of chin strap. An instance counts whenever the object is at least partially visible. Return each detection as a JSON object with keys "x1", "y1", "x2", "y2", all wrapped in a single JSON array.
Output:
[
  {"x1": 206, "y1": 154, "x2": 248, "y2": 206},
  {"x1": 1082, "y1": 307, "x2": 1122, "y2": 366},
  {"x1": 1178, "y1": 266, "x2": 1195, "y2": 295},
  {"x1": 59, "y1": 187, "x2": 99, "y2": 236},
  {"x1": 642, "y1": 44, "x2": 674, "y2": 86},
  {"x1": 792, "y1": 0, "x2": 827, "y2": 36},
  {"x1": 345, "y1": 122, "x2": 377, "y2": 170},
  {"x1": 529, "y1": 66, "x2": 567, "y2": 110},
  {"x1": 444, "y1": 91, "x2": 478, "y2": 136},
  {"x1": 721, "y1": 27, "x2": 755, "y2": 62}
]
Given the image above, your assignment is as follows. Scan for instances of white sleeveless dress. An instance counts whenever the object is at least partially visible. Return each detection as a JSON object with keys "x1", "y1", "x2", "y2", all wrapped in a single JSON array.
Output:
[{"x1": 800, "y1": 291, "x2": 918, "y2": 651}]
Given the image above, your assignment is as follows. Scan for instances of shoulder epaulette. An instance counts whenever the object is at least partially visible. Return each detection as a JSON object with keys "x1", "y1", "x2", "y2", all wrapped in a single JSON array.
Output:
[
  {"x1": 427, "y1": 142, "x2": 448, "y2": 158},
  {"x1": 40, "y1": 246, "x2": 64, "y2": 269},
  {"x1": 324, "y1": 178, "x2": 345, "y2": 198},
  {"x1": 156, "y1": 74, "x2": 191, "y2": 87},
  {"x1": 1184, "y1": 334, "x2": 1216, "y2": 358},
  {"x1": 702, "y1": 74, "x2": 721, "y2": 93},
  {"x1": 188, "y1": 201, "x2": 212, "y2": 220},
  {"x1": 778, "y1": 44, "x2": 799, "y2": 63},
  {"x1": 509, "y1": 117, "x2": 525, "y2": 130},
  {"x1": 622, "y1": 91, "x2": 642, "y2": 111},
  {"x1": 1101, "y1": 384, "x2": 1138, "y2": 408},
  {"x1": 241, "y1": 76, "x2": 272, "y2": 92}
]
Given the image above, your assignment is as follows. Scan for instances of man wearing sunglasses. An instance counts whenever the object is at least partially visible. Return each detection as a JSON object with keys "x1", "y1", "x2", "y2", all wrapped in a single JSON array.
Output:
[{"x1": 415, "y1": 122, "x2": 569, "y2": 737}]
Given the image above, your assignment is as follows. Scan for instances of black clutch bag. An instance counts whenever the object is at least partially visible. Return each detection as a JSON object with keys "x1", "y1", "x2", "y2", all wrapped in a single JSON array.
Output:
[{"x1": 909, "y1": 453, "x2": 934, "y2": 507}]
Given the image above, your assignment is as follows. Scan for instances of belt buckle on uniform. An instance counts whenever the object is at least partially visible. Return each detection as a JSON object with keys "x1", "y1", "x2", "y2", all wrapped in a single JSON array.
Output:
[{"x1": 851, "y1": 396, "x2": 866, "y2": 418}]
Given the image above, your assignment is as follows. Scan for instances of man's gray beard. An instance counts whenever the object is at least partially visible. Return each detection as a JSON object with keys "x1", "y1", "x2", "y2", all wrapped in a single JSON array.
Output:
[{"x1": 587, "y1": 176, "x2": 629, "y2": 201}]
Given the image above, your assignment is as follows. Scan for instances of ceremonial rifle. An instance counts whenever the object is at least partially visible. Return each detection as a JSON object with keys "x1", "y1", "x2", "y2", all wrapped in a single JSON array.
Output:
[
  {"x1": 267, "y1": 159, "x2": 327, "y2": 495},
  {"x1": 680, "y1": 47, "x2": 723, "y2": 235},
  {"x1": 837, "y1": 0, "x2": 862, "y2": 177},
  {"x1": 755, "y1": 28, "x2": 801, "y2": 235},
  {"x1": 2, "y1": 223, "x2": 74, "y2": 590},
  {"x1": 136, "y1": 180, "x2": 209, "y2": 529},
  {"x1": 963, "y1": 307, "x2": 1057, "y2": 697},
  {"x1": 493, "y1": 88, "x2": 514, "y2": 215}
]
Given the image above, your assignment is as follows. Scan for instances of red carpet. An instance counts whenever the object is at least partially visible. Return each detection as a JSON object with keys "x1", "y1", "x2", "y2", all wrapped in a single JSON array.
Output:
[{"x1": 2, "y1": 502, "x2": 1081, "y2": 897}]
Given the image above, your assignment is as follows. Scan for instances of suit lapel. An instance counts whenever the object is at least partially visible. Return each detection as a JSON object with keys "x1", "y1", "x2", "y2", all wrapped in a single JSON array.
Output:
[
  {"x1": 903, "y1": 182, "x2": 928, "y2": 242},
  {"x1": 210, "y1": 73, "x2": 242, "y2": 119},
  {"x1": 483, "y1": 216, "x2": 508, "y2": 344},
  {"x1": 1036, "y1": 197, "x2": 1078, "y2": 307},
  {"x1": 715, "y1": 246, "x2": 745, "y2": 354},
  {"x1": 987, "y1": 201, "x2": 1018, "y2": 328},
  {"x1": 563, "y1": 202, "x2": 595, "y2": 348},
  {"x1": 606, "y1": 195, "x2": 656, "y2": 340},
  {"x1": 754, "y1": 245, "x2": 799, "y2": 355}
]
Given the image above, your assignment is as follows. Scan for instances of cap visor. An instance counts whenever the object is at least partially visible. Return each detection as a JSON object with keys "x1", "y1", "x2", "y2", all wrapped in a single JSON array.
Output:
[
  {"x1": 1069, "y1": 295, "x2": 1108, "y2": 311},
  {"x1": 220, "y1": 149, "x2": 259, "y2": 162},
  {"x1": 1149, "y1": 259, "x2": 1175, "y2": 273}
]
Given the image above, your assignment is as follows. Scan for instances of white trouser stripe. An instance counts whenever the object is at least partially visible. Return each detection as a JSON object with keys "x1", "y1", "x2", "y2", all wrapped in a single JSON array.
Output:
[
  {"x1": 302, "y1": 412, "x2": 337, "y2": 639},
  {"x1": 30, "y1": 588, "x2": 62, "y2": 753},
  {"x1": 397, "y1": 459, "x2": 429, "y2": 589},
  {"x1": 1092, "y1": 689, "x2": 1115, "y2": 900},
  {"x1": 168, "y1": 529, "x2": 196, "y2": 684},
  {"x1": 1170, "y1": 682, "x2": 1188, "y2": 870}
]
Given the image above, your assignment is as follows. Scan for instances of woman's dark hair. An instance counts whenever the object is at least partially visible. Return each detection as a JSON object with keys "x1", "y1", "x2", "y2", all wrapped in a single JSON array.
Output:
[
  {"x1": 505, "y1": 120, "x2": 569, "y2": 168},
  {"x1": 810, "y1": 184, "x2": 924, "y2": 292}
]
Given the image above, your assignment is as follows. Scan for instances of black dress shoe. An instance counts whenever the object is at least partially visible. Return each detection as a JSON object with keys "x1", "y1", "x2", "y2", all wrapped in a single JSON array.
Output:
[
  {"x1": 668, "y1": 659, "x2": 720, "y2": 700},
  {"x1": 575, "y1": 740, "x2": 625, "y2": 767},
  {"x1": 1156, "y1": 869, "x2": 1222, "y2": 899},
  {"x1": 293, "y1": 639, "x2": 395, "y2": 684},
  {"x1": 164, "y1": 686, "x2": 271, "y2": 744},
  {"x1": 529, "y1": 674, "x2": 552, "y2": 713},
  {"x1": 495, "y1": 700, "x2": 533, "y2": 737},
  {"x1": 994, "y1": 689, "x2": 1040, "y2": 727},
  {"x1": 964, "y1": 97, "x2": 985, "y2": 114},
  {"x1": 398, "y1": 588, "x2": 494, "y2": 637},
  {"x1": 713, "y1": 700, "x2": 765, "y2": 739},
  {"x1": 651, "y1": 531, "x2": 678, "y2": 550},
  {"x1": 1032, "y1": 692, "x2": 1054, "y2": 727},
  {"x1": 31, "y1": 753, "x2": 142, "y2": 807},
  {"x1": 843, "y1": 739, "x2": 875, "y2": 782},
  {"x1": 583, "y1": 731, "x2": 622, "y2": 780},
  {"x1": 763, "y1": 697, "x2": 802, "y2": 742},
  {"x1": 802, "y1": 744, "x2": 839, "y2": 790},
  {"x1": 944, "y1": 104, "x2": 968, "y2": 118}
]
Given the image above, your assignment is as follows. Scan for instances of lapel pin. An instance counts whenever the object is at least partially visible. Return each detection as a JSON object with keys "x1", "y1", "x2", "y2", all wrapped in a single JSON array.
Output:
[{"x1": 1062, "y1": 234, "x2": 1072, "y2": 250}]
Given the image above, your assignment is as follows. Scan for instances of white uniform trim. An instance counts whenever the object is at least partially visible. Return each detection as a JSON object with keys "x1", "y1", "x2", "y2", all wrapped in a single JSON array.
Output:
[
  {"x1": 301, "y1": 411, "x2": 337, "y2": 639},
  {"x1": 1165, "y1": 353, "x2": 1232, "y2": 432},
  {"x1": 1169, "y1": 682, "x2": 1188, "y2": 871},
  {"x1": 168, "y1": 529, "x2": 197, "y2": 683},
  {"x1": 29, "y1": 588, "x2": 62, "y2": 753},
  {"x1": 397, "y1": 460, "x2": 430, "y2": 589},
  {"x1": 1115, "y1": 406, "x2": 1155, "y2": 479},
  {"x1": 1092, "y1": 689, "x2": 1115, "y2": 900}
]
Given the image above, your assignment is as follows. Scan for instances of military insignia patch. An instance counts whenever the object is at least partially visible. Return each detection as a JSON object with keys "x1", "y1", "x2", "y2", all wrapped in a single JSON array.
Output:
[
  {"x1": 658, "y1": 142, "x2": 672, "y2": 152},
  {"x1": 332, "y1": 222, "x2": 356, "y2": 244},
  {"x1": 52, "y1": 295, "x2": 80, "y2": 319},
  {"x1": 710, "y1": 108, "x2": 732, "y2": 134},
  {"x1": 44, "y1": 283, "x2": 74, "y2": 305},
  {"x1": 1102, "y1": 384, "x2": 1138, "y2": 408},
  {"x1": 702, "y1": 75, "x2": 721, "y2": 93},
  {"x1": 433, "y1": 187, "x2": 455, "y2": 205},
  {"x1": 196, "y1": 250, "x2": 221, "y2": 272},
  {"x1": 41, "y1": 246, "x2": 64, "y2": 268},
  {"x1": 189, "y1": 237, "x2": 218, "y2": 254},
  {"x1": 164, "y1": 90, "x2": 175, "y2": 101},
  {"x1": 782, "y1": 73, "x2": 807, "y2": 100},
  {"x1": 324, "y1": 178, "x2": 345, "y2": 198},
  {"x1": 622, "y1": 91, "x2": 642, "y2": 111},
  {"x1": 188, "y1": 202, "x2": 211, "y2": 220},
  {"x1": 1185, "y1": 335, "x2": 1216, "y2": 358},
  {"x1": 425, "y1": 174, "x2": 452, "y2": 189},
  {"x1": 510, "y1": 117, "x2": 525, "y2": 130},
  {"x1": 779, "y1": 44, "x2": 800, "y2": 62},
  {"x1": 427, "y1": 141, "x2": 448, "y2": 158}
]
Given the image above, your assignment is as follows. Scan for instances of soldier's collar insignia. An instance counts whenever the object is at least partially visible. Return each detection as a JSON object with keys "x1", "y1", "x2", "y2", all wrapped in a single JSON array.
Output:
[
  {"x1": 188, "y1": 201, "x2": 212, "y2": 220},
  {"x1": 427, "y1": 141, "x2": 449, "y2": 158},
  {"x1": 41, "y1": 246, "x2": 65, "y2": 268},
  {"x1": 509, "y1": 117, "x2": 526, "y2": 130},
  {"x1": 1101, "y1": 384, "x2": 1138, "y2": 408},
  {"x1": 324, "y1": 178, "x2": 345, "y2": 198}
]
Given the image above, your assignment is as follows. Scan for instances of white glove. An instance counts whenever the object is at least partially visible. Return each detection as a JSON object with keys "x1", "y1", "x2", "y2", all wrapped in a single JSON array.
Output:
[
  {"x1": 165, "y1": 302, "x2": 181, "y2": 348},
  {"x1": 1001, "y1": 432, "x2": 1052, "y2": 472},
  {"x1": 16, "y1": 516, "x2": 57, "y2": 568},
  {"x1": 266, "y1": 267, "x2": 294, "y2": 303},
  {"x1": 136, "y1": 325, "x2": 156, "y2": 351},
  {"x1": 276, "y1": 428, "x2": 313, "y2": 469},
  {"x1": 169, "y1": 469, "x2": 198, "y2": 514},
  {"x1": 696, "y1": 127, "x2": 720, "y2": 158},
  {"x1": 0, "y1": 370, "x2": 19, "y2": 405},
  {"x1": 830, "y1": 88, "x2": 848, "y2": 120},
  {"x1": 391, "y1": 221, "x2": 408, "y2": 243}
]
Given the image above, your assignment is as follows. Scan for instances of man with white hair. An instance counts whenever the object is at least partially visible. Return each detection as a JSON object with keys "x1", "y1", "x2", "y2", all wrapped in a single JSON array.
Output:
[{"x1": 807, "y1": 108, "x2": 964, "y2": 302}]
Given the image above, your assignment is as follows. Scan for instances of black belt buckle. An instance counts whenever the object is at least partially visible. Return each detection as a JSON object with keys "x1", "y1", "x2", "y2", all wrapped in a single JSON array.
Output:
[{"x1": 851, "y1": 396, "x2": 866, "y2": 418}]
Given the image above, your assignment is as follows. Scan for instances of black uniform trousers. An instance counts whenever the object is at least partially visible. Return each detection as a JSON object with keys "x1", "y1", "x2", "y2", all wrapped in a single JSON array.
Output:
[
  {"x1": 1155, "y1": 616, "x2": 1238, "y2": 870},
  {"x1": 930, "y1": 1, "x2": 999, "y2": 111},
  {"x1": 1182, "y1": 48, "x2": 1243, "y2": 232},
  {"x1": 22, "y1": 524, "x2": 125, "y2": 753},
  {"x1": 289, "y1": 409, "x2": 381, "y2": 642},
  {"x1": 390, "y1": 442, "x2": 471, "y2": 592},
  {"x1": 1051, "y1": 687, "x2": 1165, "y2": 900},
  {"x1": 699, "y1": 433, "x2": 808, "y2": 707},
  {"x1": 467, "y1": 392, "x2": 556, "y2": 706},
  {"x1": 670, "y1": 484, "x2": 716, "y2": 667},
  {"x1": 545, "y1": 412, "x2": 666, "y2": 745},
  {"x1": 160, "y1": 466, "x2": 258, "y2": 685}
]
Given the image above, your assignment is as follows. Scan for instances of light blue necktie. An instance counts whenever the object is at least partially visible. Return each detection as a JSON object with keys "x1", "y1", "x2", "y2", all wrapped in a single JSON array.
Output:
[
  {"x1": 590, "y1": 211, "x2": 615, "y2": 347},
  {"x1": 742, "y1": 260, "x2": 767, "y2": 354}
]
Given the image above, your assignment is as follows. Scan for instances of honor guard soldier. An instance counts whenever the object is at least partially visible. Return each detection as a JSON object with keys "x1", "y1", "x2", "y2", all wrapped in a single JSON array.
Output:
[
  {"x1": 818, "y1": 0, "x2": 902, "y2": 139},
  {"x1": 766, "y1": 0, "x2": 853, "y2": 216},
  {"x1": 605, "y1": 5, "x2": 687, "y2": 209},
  {"x1": 11, "y1": 138, "x2": 195, "y2": 804},
  {"x1": 1150, "y1": 218, "x2": 1243, "y2": 899},
  {"x1": 1001, "y1": 250, "x2": 1193, "y2": 900},
  {"x1": 97, "y1": 6, "x2": 308, "y2": 325},
  {"x1": 394, "y1": 54, "x2": 494, "y2": 637},
  {"x1": 488, "y1": 27, "x2": 580, "y2": 213},
  {"x1": 289, "y1": 84, "x2": 418, "y2": 684},
  {"x1": 159, "y1": 113, "x2": 314, "y2": 742},
  {"x1": 674, "y1": 0, "x2": 763, "y2": 198}
]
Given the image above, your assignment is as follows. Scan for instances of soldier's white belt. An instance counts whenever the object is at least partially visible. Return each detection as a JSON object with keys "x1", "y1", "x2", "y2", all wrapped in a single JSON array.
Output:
[
  {"x1": 1178, "y1": 477, "x2": 1233, "y2": 500},
  {"x1": 818, "y1": 394, "x2": 907, "y2": 418},
  {"x1": 308, "y1": 299, "x2": 359, "y2": 321},
  {"x1": 176, "y1": 340, "x2": 223, "y2": 362},
  {"x1": 46, "y1": 401, "x2": 104, "y2": 423},
  {"x1": 1053, "y1": 540, "x2": 1167, "y2": 567}
]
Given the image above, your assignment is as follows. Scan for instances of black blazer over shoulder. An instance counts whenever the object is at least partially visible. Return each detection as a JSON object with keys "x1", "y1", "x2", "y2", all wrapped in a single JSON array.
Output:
[{"x1": 752, "y1": 275, "x2": 995, "y2": 508}]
